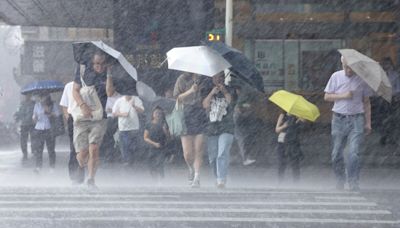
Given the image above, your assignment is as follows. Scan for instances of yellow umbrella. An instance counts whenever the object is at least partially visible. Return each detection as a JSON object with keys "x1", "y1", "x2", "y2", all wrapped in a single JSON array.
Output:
[{"x1": 269, "y1": 90, "x2": 320, "y2": 122}]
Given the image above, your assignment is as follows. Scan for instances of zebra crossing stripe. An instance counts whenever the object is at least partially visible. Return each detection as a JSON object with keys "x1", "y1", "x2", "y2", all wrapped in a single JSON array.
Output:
[
  {"x1": 0, "y1": 217, "x2": 398, "y2": 224},
  {"x1": 0, "y1": 207, "x2": 391, "y2": 215},
  {"x1": 0, "y1": 200, "x2": 377, "y2": 206}
]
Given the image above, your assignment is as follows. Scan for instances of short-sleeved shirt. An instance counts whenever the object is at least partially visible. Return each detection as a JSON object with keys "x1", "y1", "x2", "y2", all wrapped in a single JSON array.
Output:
[
  {"x1": 33, "y1": 102, "x2": 61, "y2": 130},
  {"x1": 207, "y1": 91, "x2": 235, "y2": 135},
  {"x1": 59, "y1": 81, "x2": 75, "y2": 114},
  {"x1": 145, "y1": 122, "x2": 168, "y2": 147},
  {"x1": 112, "y1": 96, "x2": 144, "y2": 131},
  {"x1": 74, "y1": 64, "x2": 107, "y2": 118},
  {"x1": 105, "y1": 92, "x2": 121, "y2": 118},
  {"x1": 324, "y1": 70, "x2": 373, "y2": 115}
]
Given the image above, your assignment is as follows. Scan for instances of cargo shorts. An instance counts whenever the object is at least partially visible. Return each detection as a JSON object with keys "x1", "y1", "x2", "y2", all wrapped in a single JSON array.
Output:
[{"x1": 73, "y1": 119, "x2": 107, "y2": 152}]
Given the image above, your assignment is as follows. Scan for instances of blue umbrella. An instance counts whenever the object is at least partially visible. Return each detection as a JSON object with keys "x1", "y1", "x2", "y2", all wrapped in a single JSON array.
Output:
[
  {"x1": 203, "y1": 41, "x2": 264, "y2": 92},
  {"x1": 21, "y1": 80, "x2": 64, "y2": 95}
]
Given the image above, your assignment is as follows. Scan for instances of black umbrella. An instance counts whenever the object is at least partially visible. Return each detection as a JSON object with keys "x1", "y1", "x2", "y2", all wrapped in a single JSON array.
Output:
[
  {"x1": 203, "y1": 41, "x2": 264, "y2": 92},
  {"x1": 72, "y1": 41, "x2": 138, "y2": 96}
]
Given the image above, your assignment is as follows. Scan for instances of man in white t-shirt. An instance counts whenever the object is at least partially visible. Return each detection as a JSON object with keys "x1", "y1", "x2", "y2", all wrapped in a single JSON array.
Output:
[
  {"x1": 59, "y1": 81, "x2": 84, "y2": 184},
  {"x1": 112, "y1": 94, "x2": 144, "y2": 165}
]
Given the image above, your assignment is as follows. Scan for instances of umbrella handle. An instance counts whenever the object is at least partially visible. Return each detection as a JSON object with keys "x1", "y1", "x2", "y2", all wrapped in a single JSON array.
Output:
[{"x1": 158, "y1": 58, "x2": 168, "y2": 68}]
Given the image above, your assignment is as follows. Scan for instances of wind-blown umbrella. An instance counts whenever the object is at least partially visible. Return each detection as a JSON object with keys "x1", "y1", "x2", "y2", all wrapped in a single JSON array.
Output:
[
  {"x1": 203, "y1": 41, "x2": 264, "y2": 92},
  {"x1": 21, "y1": 80, "x2": 64, "y2": 95},
  {"x1": 166, "y1": 46, "x2": 231, "y2": 77},
  {"x1": 338, "y1": 49, "x2": 392, "y2": 102},
  {"x1": 269, "y1": 90, "x2": 320, "y2": 122},
  {"x1": 73, "y1": 41, "x2": 155, "y2": 98},
  {"x1": 73, "y1": 41, "x2": 137, "y2": 80}
]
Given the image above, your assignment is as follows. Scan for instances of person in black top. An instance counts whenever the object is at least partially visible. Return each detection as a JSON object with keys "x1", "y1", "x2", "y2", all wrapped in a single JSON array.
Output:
[
  {"x1": 144, "y1": 106, "x2": 170, "y2": 180},
  {"x1": 72, "y1": 51, "x2": 115, "y2": 189},
  {"x1": 275, "y1": 112, "x2": 305, "y2": 182},
  {"x1": 14, "y1": 94, "x2": 35, "y2": 162}
]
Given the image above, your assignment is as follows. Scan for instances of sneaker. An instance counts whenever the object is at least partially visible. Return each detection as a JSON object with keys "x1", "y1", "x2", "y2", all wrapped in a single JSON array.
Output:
[
  {"x1": 243, "y1": 158, "x2": 256, "y2": 166},
  {"x1": 87, "y1": 178, "x2": 99, "y2": 191},
  {"x1": 217, "y1": 181, "x2": 225, "y2": 189},
  {"x1": 188, "y1": 167, "x2": 195, "y2": 185},
  {"x1": 191, "y1": 176, "x2": 200, "y2": 188}
]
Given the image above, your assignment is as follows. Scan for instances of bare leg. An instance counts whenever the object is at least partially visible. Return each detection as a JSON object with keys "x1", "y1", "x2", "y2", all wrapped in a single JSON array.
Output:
[
  {"x1": 76, "y1": 149, "x2": 89, "y2": 168},
  {"x1": 88, "y1": 143, "x2": 100, "y2": 180},
  {"x1": 193, "y1": 134, "x2": 205, "y2": 173},
  {"x1": 181, "y1": 136, "x2": 195, "y2": 169}
]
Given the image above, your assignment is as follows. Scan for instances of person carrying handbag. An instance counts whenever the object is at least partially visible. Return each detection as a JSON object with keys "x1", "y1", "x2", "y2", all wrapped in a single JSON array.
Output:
[{"x1": 72, "y1": 51, "x2": 115, "y2": 190}]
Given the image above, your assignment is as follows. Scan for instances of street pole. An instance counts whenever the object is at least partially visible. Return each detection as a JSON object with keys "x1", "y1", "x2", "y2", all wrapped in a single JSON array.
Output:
[{"x1": 225, "y1": 0, "x2": 233, "y2": 46}]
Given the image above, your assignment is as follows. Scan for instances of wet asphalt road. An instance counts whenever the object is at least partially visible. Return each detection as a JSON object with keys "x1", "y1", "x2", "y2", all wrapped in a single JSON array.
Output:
[
  {"x1": 0, "y1": 148, "x2": 399, "y2": 227},
  {"x1": 0, "y1": 187, "x2": 399, "y2": 228}
]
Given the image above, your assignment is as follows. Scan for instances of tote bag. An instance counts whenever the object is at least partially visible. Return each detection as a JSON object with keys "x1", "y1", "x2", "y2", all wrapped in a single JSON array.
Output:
[
  {"x1": 166, "y1": 101, "x2": 186, "y2": 137},
  {"x1": 70, "y1": 65, "x2": 103, "y2": 122}
]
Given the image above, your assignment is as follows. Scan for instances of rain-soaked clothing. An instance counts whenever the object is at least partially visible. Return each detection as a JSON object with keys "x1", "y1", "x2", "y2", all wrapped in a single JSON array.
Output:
[
  {"x1": 173, "y1": 74, "x2": 211, "y2": 135},
  {"x1": 32, "y1": 102, "x2": 60, "y2": 169},
  {"x1": 145, "y1": 122, "x2": 169, "y2": 178},
  {"x1": 14, "y1": 99, "x2": 35, "y2": 157},
  {"x1": 275, "y1": 114, "x2": 303, "y2": 181},
  {"x1": 207, "y1": 91, "x2": 235, "y2": 184},
  {"x1": 325, "y1": 70, "x2": 371, "y2": 188}
]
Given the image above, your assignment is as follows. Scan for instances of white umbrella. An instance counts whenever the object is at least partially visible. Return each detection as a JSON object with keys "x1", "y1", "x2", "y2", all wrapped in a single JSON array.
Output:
[
  {"x1": 338, "y1": 49, "x2": 392, "y2": 102},
  {"x1": 167, "y1": 46, "x2": 231, "y2": 77},
  {"x1": 136, "y1": 81, "x2": 156, "y2": 102}
]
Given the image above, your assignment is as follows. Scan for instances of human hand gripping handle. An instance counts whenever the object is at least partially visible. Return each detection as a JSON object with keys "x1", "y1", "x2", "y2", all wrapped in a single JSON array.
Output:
[{"x1": 80, "y1": 103, "x2": 93, "y2": 119}]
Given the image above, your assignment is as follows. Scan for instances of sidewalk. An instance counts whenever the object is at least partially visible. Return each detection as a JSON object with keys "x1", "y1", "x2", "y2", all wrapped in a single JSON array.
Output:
[{"x1": 0, "y1": 146, "x2": 399, "y2": 191}]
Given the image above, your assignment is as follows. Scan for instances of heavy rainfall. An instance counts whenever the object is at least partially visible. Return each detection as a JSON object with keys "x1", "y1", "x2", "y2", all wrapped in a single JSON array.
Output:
[{"x1": 0, "y1": 0, "x2": 399, "y2": 227}]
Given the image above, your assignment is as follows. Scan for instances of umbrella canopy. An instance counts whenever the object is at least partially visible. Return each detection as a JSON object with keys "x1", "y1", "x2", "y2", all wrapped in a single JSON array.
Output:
[
  {"x1": 73, "y1": 41, "x2": 137, "y2": 81},
  {"x1": 166, "y1": 46, "x2": 231, "y2": 77},
  {"x1": 269, "y1": 90, "x2": 320, "y2": 122},
  {"x1": 21, "y1": 80, "x2": 64, "y2": 95},
  {"x1": 73, "y1": 41, "x2": 156, "y2": 99},
  {"x1": 203, "y1": 41, "x2": 264, "y2": 92},
  {"x1": 338, "y1": 49, "x2": 392, "y2": 102}
]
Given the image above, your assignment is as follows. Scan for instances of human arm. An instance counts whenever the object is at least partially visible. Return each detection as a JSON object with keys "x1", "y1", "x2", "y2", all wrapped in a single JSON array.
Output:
[
  {"x1": 144, "y1": 129, "x2": 161, "y2": 148},
  {"x1": 32, "y1": 104, "x2": 38, "y2": 123},
  {"x1": 275, "y1": 113, "x2": 288, "y2": 134},
  {"x1": 202, "y1": 87, "x2": 220, "y2": 111},
  {"x1": 324, "y1": 92, "x2": 353, "y2": 102},
  {"x1": 130, "y1": 97, "x2": 144, "y2": 114},
  {"x1": 106, "y1": 67, "x2": 115, "y2": 97}
]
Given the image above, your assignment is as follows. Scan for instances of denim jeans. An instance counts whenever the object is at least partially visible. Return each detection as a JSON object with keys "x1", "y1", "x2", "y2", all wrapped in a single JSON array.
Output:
[
  {"x1": 119, "y1": 130, "x2": 138, "y2": 163},
  {"x1": 207, "y1": 133, "x2": 234, "y2": 183},
  {"x1": 331, "y1": 114, "x2": 364, "y2": 186}
]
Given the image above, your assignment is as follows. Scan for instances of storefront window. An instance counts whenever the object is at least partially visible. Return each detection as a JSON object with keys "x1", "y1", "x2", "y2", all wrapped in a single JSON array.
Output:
[{"x1": 250, "y1": 39, "x2": 343, "y2": 93}]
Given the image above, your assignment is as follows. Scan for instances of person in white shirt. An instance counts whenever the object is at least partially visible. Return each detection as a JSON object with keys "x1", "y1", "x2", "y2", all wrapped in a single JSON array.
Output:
[
  {"x1": 100, "y1": 92, "x2": 121, "y2": 163},
  {"x1": 32, "y1": 94, "x2": 60, "y2": 173},
  {"x1": 112, "y1": 94, "x2": 144, "y2": 165},
  {"x1": 60, "y1": 81, "x2": 84, "y2": 184}
]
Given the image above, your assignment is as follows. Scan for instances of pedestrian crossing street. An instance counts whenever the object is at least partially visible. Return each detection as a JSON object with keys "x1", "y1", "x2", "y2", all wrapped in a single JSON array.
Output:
[{"x1": 0, "y1": 187, "x2": 398, "y2": 228}]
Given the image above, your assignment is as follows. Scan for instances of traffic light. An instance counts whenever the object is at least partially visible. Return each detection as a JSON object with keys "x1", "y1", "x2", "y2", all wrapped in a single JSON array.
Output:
[{"x1": 206, "y1": 28, "x2": 225, "y2": 42}]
